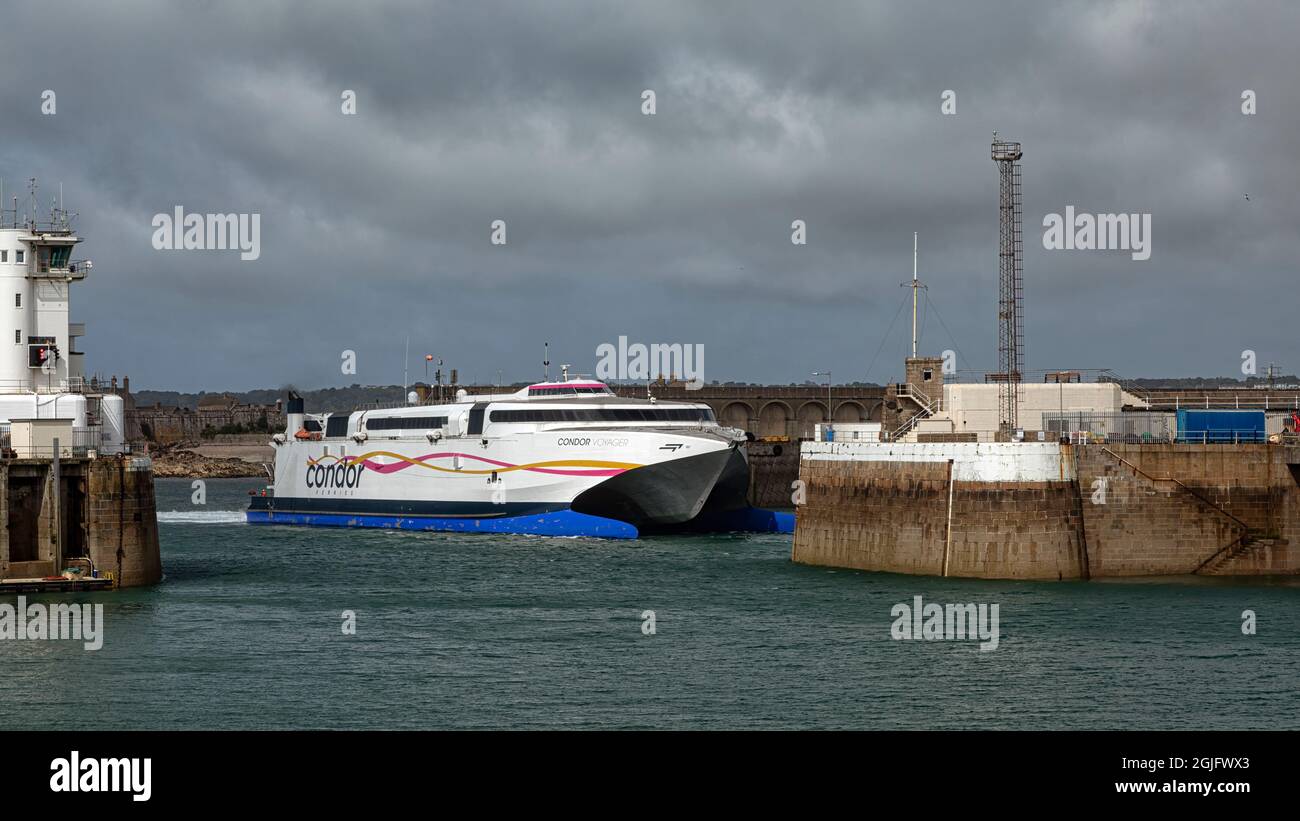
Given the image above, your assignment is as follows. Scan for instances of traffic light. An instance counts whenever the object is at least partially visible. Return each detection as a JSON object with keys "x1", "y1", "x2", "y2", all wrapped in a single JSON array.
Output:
[{"x1": 28, "y1": 342, "x2": 60, "y2": 368}]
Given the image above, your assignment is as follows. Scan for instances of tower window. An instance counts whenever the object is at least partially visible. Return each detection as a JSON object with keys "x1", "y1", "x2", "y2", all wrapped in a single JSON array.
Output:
[
  {"x1": 922, "y1": 369, "x2": 933, "y2": 381},
  {"x1": 14, "y1": 293, "x2": 19, "y2": 308},
  {"x1": 15, "y1": 250, "x2": 23, "y2": 263},
  {"x1": 14, "y1": 330, "x2": 20, "y2": 344},
  {"x1": 0, "y1": 251, "x2": 7, "y2": 262}
]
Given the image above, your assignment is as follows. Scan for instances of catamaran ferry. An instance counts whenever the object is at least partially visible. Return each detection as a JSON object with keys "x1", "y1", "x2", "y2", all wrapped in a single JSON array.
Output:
[{"x1": 247, "y1": 376, "x2": 791, "y2": 538}]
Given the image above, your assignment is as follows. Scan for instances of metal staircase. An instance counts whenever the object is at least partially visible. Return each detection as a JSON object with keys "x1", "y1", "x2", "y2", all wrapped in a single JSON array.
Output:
[{"x1": 889, "y1": 383, "x2": 941, "y2": 441}]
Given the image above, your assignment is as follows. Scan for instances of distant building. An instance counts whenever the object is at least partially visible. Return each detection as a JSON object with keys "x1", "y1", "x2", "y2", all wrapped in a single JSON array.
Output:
[{"x1": 130, "y1": 393, "x2": 282, "y2": 443}]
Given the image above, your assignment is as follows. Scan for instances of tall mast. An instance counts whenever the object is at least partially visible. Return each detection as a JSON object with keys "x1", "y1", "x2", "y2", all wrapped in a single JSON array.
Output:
[
  {"x1": 991, "y1": 134, "x2": 1024, "y2": 433},
  {"x1": 902, "y1": 232, "x2": 925, "y2": 360},
  {"x1": 911, "y1": 232, "x2": 918, "y2": 359}
]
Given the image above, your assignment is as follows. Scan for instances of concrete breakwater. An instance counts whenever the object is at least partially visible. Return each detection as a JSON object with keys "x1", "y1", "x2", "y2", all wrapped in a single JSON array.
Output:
[
  {"x1": 792, "y1": 441, "x2": 1300, "y2": 579},
  {"x1": 0, "y1": 456, "x2": 162, "y2": 588}
]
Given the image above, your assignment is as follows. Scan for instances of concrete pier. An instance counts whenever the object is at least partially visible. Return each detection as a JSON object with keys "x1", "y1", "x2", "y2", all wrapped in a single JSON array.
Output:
[
  {"x1": 0, "y1": 455, "x2": 161, "y2": 588},
  {"x1": 792, "y1": 441, "x2": 1300, "y2": 579}
]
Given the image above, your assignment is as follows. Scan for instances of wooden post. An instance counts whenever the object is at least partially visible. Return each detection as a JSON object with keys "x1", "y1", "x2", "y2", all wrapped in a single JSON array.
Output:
[
  {"x1": 942, "y1": 458, "x2": 955, "y2": 577},
  {"x1": 52, "y1": 437, "x2": 62, "y2": 575}
]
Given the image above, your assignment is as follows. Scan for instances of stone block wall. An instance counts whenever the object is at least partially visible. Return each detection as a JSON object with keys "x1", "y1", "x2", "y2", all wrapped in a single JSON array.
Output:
[
  {"x1": 793, "y1": 457, "x2": 1085, "y2": 579},
  {"x1": 85, "y1": 458, "x2": 162, "y2": 587},
  {"x1": 747, "y1": 441, "x2": 799, "y2": 509},
  {"x1": 0, "y1": 456, "x2": 161, "y2": 588},
  {"x1": 793, "y1": 442, "x2": 1300, "y2": 579}
]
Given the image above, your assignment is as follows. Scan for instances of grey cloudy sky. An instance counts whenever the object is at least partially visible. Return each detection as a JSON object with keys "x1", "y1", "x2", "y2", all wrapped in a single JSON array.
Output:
[{"x1": 2, "y1": 0, "x2": 1297, "y2": 391}]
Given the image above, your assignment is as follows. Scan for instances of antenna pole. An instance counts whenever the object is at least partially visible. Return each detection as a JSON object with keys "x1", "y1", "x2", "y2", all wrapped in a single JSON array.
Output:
[
  {"x1": 543, "y1": 342, "x2": 550, "y2": 381},
  {"x1": 911, "y1": 232, "x2": 919, "y2": 359},
  {"x1": 901, "y1": 232, "x2": 926, "y2": 361}
]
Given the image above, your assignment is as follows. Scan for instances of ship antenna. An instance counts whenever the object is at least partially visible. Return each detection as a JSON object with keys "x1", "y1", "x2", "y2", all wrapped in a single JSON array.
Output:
[
  {"x1": 543, "y1": 342, "x2": 550, "y2": 381},
  {"x1": 403, "y1": 335, "x2": 410, "y2": 401}
]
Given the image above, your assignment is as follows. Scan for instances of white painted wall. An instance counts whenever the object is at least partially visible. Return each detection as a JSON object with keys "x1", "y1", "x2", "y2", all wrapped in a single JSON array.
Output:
[
  {"x1": 801, "y1": 440, "x2": 1073, "y2": 482},
  {"x1": 939, "y1": 382, "x2": 1135, "y2": 435},
  {"x1": 0, "y1": 393, "x2": 87, "y2": 425},
  {"x1": 10, "y1": 418, "x2": 75, "y2": 457},
  {"x1": 0, "y1": 227, "x2": 79, "y2": 390}
]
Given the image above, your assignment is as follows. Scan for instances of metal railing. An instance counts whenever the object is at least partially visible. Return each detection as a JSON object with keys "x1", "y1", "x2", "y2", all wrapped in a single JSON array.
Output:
[
  {"x1": 1042, "y1": 411, "x2": 1174, "y2": 444},
  {"x1": 0, "y1": 376, "x2": 95, "y2": 394},
  {"x1": 1147, "y1": 394, "x2": 1300, "y2": 411},
  {"x1": 0, "y1": 424, "x2": 106, "y2": 457},
  {"x1": 895, "y1": 382, "x2": 941, "y2": 412},
  {"x1": 888, "y1": 383, "x2": 941, "y2": 440},
  {"x1": 1174, "y1": 429, "x2": 1268, "y2": 444}
]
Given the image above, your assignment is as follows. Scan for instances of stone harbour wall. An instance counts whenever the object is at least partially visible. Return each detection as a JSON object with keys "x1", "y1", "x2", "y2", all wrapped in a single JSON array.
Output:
[
  {"x1": 792, "y1": 442, "x2": 1300, "y2": 579},
  {"x1": 0, "y1": 456, "x2": 162, "y2": 588}
]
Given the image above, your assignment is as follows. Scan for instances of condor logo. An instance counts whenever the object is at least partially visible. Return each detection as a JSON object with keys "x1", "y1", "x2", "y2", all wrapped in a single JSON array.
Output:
[{"x1": 306, "y1": 460, "x2": 363, "y2": 489}]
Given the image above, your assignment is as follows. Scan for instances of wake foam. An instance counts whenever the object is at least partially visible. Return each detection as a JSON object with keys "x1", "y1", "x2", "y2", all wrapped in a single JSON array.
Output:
[{"x1": 157, "y1": 510, "x2": 247, "y2": 524}]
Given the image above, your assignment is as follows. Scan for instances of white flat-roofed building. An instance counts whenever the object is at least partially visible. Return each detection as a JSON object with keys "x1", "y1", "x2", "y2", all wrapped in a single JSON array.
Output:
[{"x1": 901, "y1": 381, "x2": 1149, "y2": 440}]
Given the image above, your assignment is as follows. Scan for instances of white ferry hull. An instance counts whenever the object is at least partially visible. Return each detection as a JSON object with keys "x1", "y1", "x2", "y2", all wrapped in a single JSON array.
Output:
[
  {"x1": 247, "y1": 379, "x2": 794, "y2": 538},
  {"x1": 248, "y1": 427, "x2": 766, "y2": 538}
]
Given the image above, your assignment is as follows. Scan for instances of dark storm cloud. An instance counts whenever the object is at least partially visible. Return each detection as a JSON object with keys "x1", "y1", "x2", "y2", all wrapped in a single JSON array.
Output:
[{"x1": 1, "y1": 0, "x2": 1296, "y2": 390}]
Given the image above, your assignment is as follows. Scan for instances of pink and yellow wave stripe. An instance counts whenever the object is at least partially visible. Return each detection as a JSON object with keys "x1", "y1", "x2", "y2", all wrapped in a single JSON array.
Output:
[{"x1": 308, "y1": 451, "x2": 640, "y2": 477}]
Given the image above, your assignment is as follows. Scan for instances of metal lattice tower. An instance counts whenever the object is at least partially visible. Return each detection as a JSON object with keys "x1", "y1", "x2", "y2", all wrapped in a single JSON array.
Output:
[{"x1": 991, "y1": 135, "x2": 1024, "y2": 433}]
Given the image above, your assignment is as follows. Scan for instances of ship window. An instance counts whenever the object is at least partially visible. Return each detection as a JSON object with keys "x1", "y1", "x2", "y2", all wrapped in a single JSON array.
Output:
[
  {"x1": 525, "y1": 385, "x2": 616, "y2": 396},
  {"x1": 467, "y1": 403, "x2": 488, "y2": 435},
  {"x1": 325, "y1": 414, "x2": 350, "y2": 438},
  {"x1": 488, "y1": 407, "x2": 715, "y2": 424},
  {"x1": 365, "y1": 416, "x2": 448, "y2": 431},
  {"x1": 303, "y1": 419, "x2": 323, "y2": 432}
]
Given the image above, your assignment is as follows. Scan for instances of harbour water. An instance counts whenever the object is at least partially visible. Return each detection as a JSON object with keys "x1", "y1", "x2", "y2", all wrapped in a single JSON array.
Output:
[{"x1": 1, "y1": 478, "x2": 1297, "y2": 730}]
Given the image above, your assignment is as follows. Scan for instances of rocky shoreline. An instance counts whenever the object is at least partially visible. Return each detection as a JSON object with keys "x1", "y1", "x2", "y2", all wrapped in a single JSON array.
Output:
[{"x1": 146, "y1": 443, "x2": 270, "y2": 479}]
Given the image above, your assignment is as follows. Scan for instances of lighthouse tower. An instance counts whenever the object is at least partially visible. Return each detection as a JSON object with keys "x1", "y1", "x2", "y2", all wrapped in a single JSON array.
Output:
[{"x1": 0, "y1": 180, "x2": 124, "y2": 451}]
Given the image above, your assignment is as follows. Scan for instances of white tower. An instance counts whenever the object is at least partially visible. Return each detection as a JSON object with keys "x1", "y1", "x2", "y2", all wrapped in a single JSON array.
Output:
[
  {"x1": 0, "y1": 181, "x2": 90, "y2": 391},
  {"x1": 0, "y1": 180, "x2": 123, "y2": 451}
]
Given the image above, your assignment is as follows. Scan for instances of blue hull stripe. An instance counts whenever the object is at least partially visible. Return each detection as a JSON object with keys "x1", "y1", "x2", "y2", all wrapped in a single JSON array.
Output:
[
  {"x1": 664, "y1": 506, "x2": 795, "y2": 534},
  {"x1": 246, "y1": 507, "x2": 639, "y2": 539}
]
